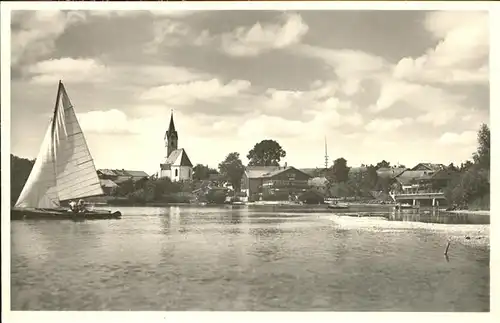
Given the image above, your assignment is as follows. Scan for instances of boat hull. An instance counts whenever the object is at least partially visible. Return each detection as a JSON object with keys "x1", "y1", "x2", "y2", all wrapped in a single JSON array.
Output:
[
  {"x1": 11, "y1": 208, "x2": 122, "y2": 221},
  {"x1": 327, "y1": 204, "x2": 349, "y2": 209}
]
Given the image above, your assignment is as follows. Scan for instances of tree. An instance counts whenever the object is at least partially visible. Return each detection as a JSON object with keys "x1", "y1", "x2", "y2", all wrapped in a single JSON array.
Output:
[
  {"x1": 247, "y1": 139, "x2": 286, "y2": 166},
  {"x1": 375, "y1": 176, "x2": 391, "y2": 194},
  {"x1": 328, "y1": 157, "x2": 350, "y2": 183},
  {"x1": 365, "y1": 165, "x2": 379, "y2": 189},
  {"x1": 376, "y1": 160, "x2": 391, "y2": 169},
  {"x1": 473, "y1": 123, "x2": 490, "y2": 169},
  {"x1": 460, "y1": 160, "x2": 473, "y2": 172},
  {"x1": 444, "y1": 124, "x2": 490, "y2": 210},
  {"x1": 447, "y1": 163, "x2": 459, "y2": 172},
  {"x1": 348, "y1": 169, "x2": 366, "y2": 200},
  {"x1": 219, "y1": 152, "x2": 245, "y2": 192},
  {"x1": 193, "y1": 164, "x2": 219, "y2": 181}
]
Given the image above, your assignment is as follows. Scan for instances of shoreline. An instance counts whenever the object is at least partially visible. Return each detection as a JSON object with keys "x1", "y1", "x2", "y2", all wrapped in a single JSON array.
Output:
[{"x1": 441, "y1": 209, "x2": 490, "y2": 216}]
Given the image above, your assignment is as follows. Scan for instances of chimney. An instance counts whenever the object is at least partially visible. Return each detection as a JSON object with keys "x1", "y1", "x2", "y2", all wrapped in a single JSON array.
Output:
[{"x1": 284, "y1": 162, "x2": 288, "y2": 169}]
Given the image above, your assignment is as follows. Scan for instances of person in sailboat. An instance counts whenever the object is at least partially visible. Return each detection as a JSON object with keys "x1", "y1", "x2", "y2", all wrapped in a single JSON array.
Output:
[
  {"x1": 69, "y1": 200, "x2": 77, "y2": 213},
  {"x1": 77, "y1": 199, "x2": 87, "y2": 213}
]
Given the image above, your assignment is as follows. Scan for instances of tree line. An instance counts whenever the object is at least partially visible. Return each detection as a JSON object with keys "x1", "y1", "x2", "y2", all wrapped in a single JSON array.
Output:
[{"x1": 9, "y1": 124, "x2": 490, "y2": 209}]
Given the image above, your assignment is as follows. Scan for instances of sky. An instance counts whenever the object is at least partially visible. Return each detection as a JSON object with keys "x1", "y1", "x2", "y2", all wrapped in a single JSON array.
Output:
[{"x1": 10, "y1": 9, "x2": 489, "y2": 175}]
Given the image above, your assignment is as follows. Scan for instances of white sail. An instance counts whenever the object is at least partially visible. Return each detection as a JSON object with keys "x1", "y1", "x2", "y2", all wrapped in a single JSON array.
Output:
[
  {"x1": 14, "y1": 123, "x2": 60, "y2": 208},
  {"x1": 14, "y1": 82, "x2": 104, "y2": 209}
]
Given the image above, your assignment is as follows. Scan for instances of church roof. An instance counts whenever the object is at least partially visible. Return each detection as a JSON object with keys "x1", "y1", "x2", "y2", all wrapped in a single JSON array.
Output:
[
  {"x1": 162, "y1": 148, "x2": 193, "y2": 167},
  {"x1": 168, "y1": 111, "x2": 176, "y2": 133}
]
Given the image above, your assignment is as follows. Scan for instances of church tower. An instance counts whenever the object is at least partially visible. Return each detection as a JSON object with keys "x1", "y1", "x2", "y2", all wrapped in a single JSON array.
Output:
[{"x1": 165, "y1": 110, "x2": 178, "y2": 158}]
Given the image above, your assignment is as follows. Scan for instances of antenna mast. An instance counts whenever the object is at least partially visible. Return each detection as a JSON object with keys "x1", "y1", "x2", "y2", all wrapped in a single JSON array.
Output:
[{"x1": 324, "y1": 136, "x2": 329, "y2": 169}]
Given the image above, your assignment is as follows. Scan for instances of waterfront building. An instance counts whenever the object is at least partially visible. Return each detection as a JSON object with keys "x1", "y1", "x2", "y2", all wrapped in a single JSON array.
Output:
[
  {"x1": 96, "y1": 169, "x2": 149, "y2": 195},
  {"x1": 394, "y1": 163, "x2": 454, "y2": 193},
  {"x1": 158, "y1": 111, "x2": 193, "y2": 182},
  {"x1": 241, "y1": 166, "x2": 311, "y2": 199}
]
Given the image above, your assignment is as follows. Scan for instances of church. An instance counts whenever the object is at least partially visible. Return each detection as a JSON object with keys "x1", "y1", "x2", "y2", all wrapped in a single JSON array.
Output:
[{"x1": 158, "y1": 111, "x2": 193, "y2": 182}]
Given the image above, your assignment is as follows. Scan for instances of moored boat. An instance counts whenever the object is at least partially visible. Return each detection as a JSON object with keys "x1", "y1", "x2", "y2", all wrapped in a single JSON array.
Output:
[
  {"x1": 327, "y1": 201, "x2": 349, "y2": 209},
  {"x1": 11, "y1": 80, "x2": 121, "y2": 221}
]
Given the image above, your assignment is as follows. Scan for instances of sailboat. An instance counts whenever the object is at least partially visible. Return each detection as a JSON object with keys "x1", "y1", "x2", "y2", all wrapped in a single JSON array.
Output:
[{"x1": 11, "y1": 81, "x2": 122, "y2": 220}]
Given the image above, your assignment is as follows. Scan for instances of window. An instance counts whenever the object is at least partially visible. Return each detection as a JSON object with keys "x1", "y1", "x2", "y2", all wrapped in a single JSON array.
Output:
[{"x1": 175, "y1": 169, "x2": 178, "y2": 177}]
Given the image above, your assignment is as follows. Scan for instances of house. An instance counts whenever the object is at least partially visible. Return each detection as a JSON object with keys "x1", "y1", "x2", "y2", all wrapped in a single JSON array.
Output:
[
  {"x1": 241, "y1": 166, "x2": 281, "y2": 198},
  {"x1": 99, "y1": 179, "x2": 119, "y2": 195},
  {"x1": 394, "y1": 163, "x2": 453, "y2": 193},
  {"x1": 410, "y1": 163, "x2": 446, "y2": 172},
  {"x1": 241, "y1": 166, "x2": 312, "y2": 199},
  {"x1": 97, "y1": 169, "x2": 149, "y2": 183},
  {"x1": 299, "y1": 168, "x2": 325, "y2": 177},
  {"x1": 376, "y1": 167, "x2": 407, "y2": 179},
  {"x1": 96, "y1": 169, "x2": 149, "y2": 195},
  {"x1": 158, "y1": 111, "x2": 193, "y2": 182},
  {"x1": 260, "y1": 167, "x2": 312, "y2": 195}
]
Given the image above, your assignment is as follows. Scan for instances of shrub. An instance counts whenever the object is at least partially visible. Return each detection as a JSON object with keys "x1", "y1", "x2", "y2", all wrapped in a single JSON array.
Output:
[
  {"x1": 206, "y1": 189, "x2": 227, "y2": 204},
  {"x1": 299, "y1": 189, "x2": 325, "y2": 204},
  {"x1": 262, "y1": 191, "x2": 290, "y2": 201}
]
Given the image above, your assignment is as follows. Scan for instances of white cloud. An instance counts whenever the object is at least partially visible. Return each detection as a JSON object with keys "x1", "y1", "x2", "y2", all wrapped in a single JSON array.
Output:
[
  {"x1": 259, "y1": 81, "x2": 358, "y2": 124},
  {"x1": 238, "y1": 115, "x2": 305, "y2": 138},
  {"x1": 86, "y1": 10, "x2": 146, "y2": 18},
  {"x1": 27, "y1": 58, "x2": 109, "y2": 84},
  {"x1": 77, "y1": 109, "x2": 140, "y2": 135},
  {"x1": 298, "y1": 45, "x2": 387, "y2": 78},
  {"x1": 144, "y1": 19, "x2": 192, "y2": 53},
  {"x1": 11, "y1": 10, "x2": 86, "y2": 66},
  {"x1": 107, "y1": 65, "x2": 208, "y2": 85},
  {"x1": 221, "y1": 13, "x2": 309, "y2": 57},
  {"x1": 297, "y1": 44, "x2": 388, "y2": 97},
  {"x1": 394, "y1": 11, "x2": 488, "y2": 85},
  {"x1": 365, "y1": 118, "x2": 412, "y2": 133},
  {"x1": 371, "y1": 79, "x2": 466, "y2": 123},
  {"x1": 140, "y1": 79, "x2": 252, "y2": 106},
  {"x1": 25, "y1": 58, "x2": 208, "y2": 86},
  {"x1": 149, "y1": 10, "x2": 198, "y2": 18},
  {"x1": 438, "y1": 131, "x2": 477, "y2": 145},
  {"x1": 416, "y1": 109, "x2": 457, "y2": 127}
]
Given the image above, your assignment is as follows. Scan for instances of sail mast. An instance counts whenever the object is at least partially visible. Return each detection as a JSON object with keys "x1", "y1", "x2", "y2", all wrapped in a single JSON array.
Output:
[{"x1": 50, "y1": 80, "x2": 63, "y2": 135}]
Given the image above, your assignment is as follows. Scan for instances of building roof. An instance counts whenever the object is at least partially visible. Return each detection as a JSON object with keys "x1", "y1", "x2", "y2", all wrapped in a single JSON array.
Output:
[
  {"x1": 162, "y1": 148, "x2": 193, "y2": 167},
  {"x1": 98, "y1": 169, "x2": 149, "y2": 178},
  {"x1": 376, "y1": 167, "x2": 407, "y2": 179},
  {"x1": 125, "y1": 170, "x2": 149, "y2": 177},
  {"x1": 396, "y1": 170, "x2": 434, "y2": 185},
  {"x1": 410, "y1": 163, "x2": 446, "y2": 171},
  {"x1": 99, "y1": 179, "x2": 118, "y2": 188},
  {"x1": 98, "y1": 169, "x2": 117, "y2": 176},
  {"x1": 260, "y1": 166, "x2": 312, "y2": 179},
  {"x1": 300, "y1": 168, "x2": 328, "y2": 177},
  {"x1": 165, "y1": 110, "x2": 178, "y2": 140},
  {"x1": 245, "y1": 166, "x2": 281, "y2": 179}
]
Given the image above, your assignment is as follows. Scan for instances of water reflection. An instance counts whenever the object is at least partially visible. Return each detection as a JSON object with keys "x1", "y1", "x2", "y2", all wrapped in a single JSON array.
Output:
[
  {"x1": 335, "y1": 209, "x2": 490, "y2": 225},
  {"x1": 11, "y1": 205, "x2": 489, "y2": 311}
]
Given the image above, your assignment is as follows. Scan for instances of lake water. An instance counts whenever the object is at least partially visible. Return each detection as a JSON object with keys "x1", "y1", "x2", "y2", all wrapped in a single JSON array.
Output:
[{"x1": 10, "y1": 205, "x2": 490, "y2": 311}]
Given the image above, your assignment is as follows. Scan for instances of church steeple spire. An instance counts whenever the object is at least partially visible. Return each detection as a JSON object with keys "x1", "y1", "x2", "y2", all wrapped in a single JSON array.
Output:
[
  {"x1": 165, "y1": 109, "x2": 178, "y2": 157},
  {"x1": 168, "y1": 109, "x2": 176, "y2": 134}
]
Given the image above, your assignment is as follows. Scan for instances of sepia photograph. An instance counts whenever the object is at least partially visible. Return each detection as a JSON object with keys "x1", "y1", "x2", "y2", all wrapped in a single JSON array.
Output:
[{"x1": 2, "y1": 1, "x2": 492, "y2": 317}]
